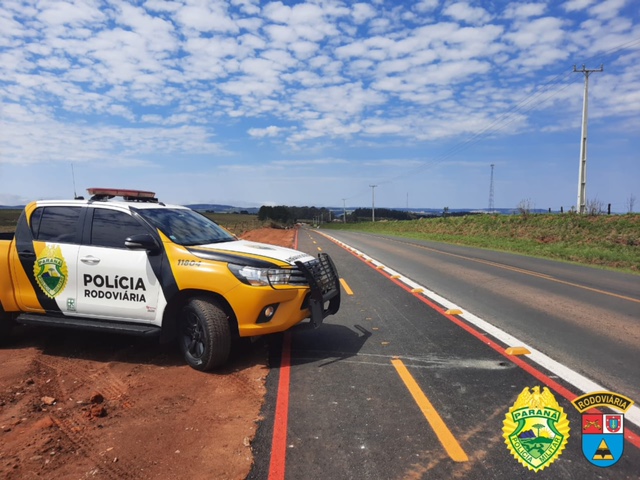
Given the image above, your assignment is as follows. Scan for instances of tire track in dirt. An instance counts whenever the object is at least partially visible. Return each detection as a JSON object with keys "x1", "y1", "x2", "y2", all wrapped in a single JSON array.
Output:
[{"x1": 28, "y1": 356, "x2": 141, "y2": 479}]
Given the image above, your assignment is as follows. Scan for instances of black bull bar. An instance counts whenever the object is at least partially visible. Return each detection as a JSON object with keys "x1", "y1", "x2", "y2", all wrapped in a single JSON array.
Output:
[{"x1": 295, "y1": 253, "x2": 341, "y2": 328}]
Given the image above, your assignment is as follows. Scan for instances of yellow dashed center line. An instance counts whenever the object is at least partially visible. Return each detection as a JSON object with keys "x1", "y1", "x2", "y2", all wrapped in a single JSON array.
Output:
[
  {"x1": 391, "y1": 239, "x2": 639, "y2": 304},
  {"x1": 339, "y1": 278, "x2": 353, "y2": 295},
  {"x1": 391, "y1": 358, "x2": 468, "y2": 462},
  {"x1": 317, "y1": 247, "x2": 322, "y2": 251}
]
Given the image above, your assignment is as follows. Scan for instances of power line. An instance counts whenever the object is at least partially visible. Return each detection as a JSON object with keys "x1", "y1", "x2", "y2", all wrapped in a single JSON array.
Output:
[
  {"x1": 341, "y1": 69, "x2": 580, "y2": 203},
  {"x1": 340, "y1": 36, "x2": 640, "y2": 205}
]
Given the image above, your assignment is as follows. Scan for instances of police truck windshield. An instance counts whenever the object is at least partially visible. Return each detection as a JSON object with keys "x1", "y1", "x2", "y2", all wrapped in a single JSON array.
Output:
[{"x1": 136, "y1": 208, "x2": 236, "y2": 246}]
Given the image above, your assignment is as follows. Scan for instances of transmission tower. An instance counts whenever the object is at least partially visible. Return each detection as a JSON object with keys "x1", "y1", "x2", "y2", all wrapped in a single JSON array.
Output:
[{"x1": 488, "y1": 164, "x2": 495, "y2": 213}]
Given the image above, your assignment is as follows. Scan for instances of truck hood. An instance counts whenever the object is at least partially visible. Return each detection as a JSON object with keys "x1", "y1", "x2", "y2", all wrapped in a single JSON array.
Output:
[{"x1": 190, "y1": 240, "x2": 315, "y2": 266}]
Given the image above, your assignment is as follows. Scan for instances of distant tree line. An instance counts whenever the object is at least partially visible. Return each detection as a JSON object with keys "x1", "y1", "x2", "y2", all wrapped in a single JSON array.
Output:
[
  {"x1": 350, "y1": 208, "x2": 478, "y2": 221},
  {"x1": 350, "y1": 208, "x2": 417, "y2": 221},
  {"x1": 258, "y1": 205, "x2": 448, "y2": 224},
  {"x1": 258, "y1": 205, "x2": 334, "y2": 223}
]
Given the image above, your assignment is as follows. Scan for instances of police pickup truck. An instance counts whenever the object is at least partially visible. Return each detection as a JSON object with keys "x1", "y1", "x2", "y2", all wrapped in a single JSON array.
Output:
[{"x1": 0, "y1": 188, "x2": 340, "y2": 371}]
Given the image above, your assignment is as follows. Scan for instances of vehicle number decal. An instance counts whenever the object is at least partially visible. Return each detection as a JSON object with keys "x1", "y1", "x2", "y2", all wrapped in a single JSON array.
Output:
[{"x1": 177, "y1": 259, "x2": 202, "y2": 267}]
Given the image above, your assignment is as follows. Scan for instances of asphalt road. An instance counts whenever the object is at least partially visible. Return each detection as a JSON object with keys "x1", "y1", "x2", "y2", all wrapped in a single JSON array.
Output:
[
  {"x1": 249, "y1": 228, "x2": 640, "y2": 480},
  {"x1": 321, "y1": 230, "x2": 640, "y2": 403}
]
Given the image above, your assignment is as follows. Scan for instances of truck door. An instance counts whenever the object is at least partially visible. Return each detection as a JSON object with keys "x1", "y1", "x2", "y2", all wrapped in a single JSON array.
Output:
[
  {"x1": 74, "y1": 208, "x2": 161, "y2": 322},
  {"x1": 16, "y1": 205, "x2": 82, "y2": 314}
]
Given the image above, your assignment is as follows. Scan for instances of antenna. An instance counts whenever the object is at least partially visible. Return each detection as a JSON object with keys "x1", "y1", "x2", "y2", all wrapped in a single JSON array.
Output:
[{"x1": 71, "y1": 163, "x2": 78, "y2": 198}]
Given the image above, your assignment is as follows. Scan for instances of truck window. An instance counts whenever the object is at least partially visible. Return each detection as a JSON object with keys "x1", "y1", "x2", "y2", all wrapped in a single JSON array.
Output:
[
  {"x1": 90, "y1": 209, "x2": 150, "y2": 248},
  {"x1": 136, "y1": 208, "x2": 235, "y2": 246},
  {"x1": 29, "y1": 208, "x2": 43, "y2": 238},
  {"x1": 35, "y1": 207, "x2": 82, "y2": 243}
]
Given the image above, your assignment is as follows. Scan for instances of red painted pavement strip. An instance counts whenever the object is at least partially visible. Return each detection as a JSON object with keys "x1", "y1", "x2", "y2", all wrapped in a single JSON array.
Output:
[
  {"x1": 268, "y1": 331, "x2": 292, "y2": 480},
  {"x1": 320, "y1": 233, "x2": 640, "y2": 450},
  {"x1": 267, "y1": 227, "x2": 302, "y2": 480}
]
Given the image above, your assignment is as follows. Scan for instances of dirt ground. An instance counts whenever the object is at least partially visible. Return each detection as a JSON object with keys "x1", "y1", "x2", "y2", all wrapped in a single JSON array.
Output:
[{"x1": 0, "y1": 228, "x2": 296, "y2": 480}]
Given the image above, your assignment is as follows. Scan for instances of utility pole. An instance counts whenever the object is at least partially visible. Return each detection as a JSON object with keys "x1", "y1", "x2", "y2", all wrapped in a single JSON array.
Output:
[
  {"x1": 488, "y1": 164, "x2": 495, "y2": 213},
  {"x1": 342, "y1": 198, "x2": 346, "y2": 223},
  {"x1": 369, "y1": 185, "x2": 377, "y2": 222},
  {"x1": 573, "y1": 64, "x2": 603, "y2": 214}
]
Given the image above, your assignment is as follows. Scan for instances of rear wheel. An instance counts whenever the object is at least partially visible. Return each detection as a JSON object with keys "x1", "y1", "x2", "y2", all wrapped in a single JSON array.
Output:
[{"x1": 179, "y1": 298, "x2": 231, "y2": 371}]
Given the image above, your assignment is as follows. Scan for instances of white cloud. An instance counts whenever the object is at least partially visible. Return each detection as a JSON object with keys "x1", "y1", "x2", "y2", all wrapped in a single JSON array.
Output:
[
  {"x1": 506, "y1": 17, "x2": 566, "y2": 48},
  {"x1": 589, "y1": 0, "x2": 628, "y2": 20},
  {"x1": 174, "y1": 2, "x2": 238, "y2": 33},
  {"x1": 415, "y1": 0, "x2": 440, "y2": 13},
  {"x1": 563, "y1": 0, "x2": 597, "y2": 12},
  {"x1": 352, "y1": 3, "x2": 377, "y2": 24},
  {"x1": 504, "y1": 3, "x2": 547, "y2": 20},
  {"x1": 0, "y1": 193, "x2": 30, "y2": 205},
  {"x1": 248, "y1": 126, "x2": 283, "y2": 138},
  {"x1": 0, "y1": 1, "x2": 638, "y2": 208},
  {"x1": 443, "y1": 2, "x2": 492, "y2": 25},
  {"x1": 39, "y1": 0, "x2": 104, "y2": 26},
  {"x1": 144, "y1": 1, "x2": 183, "y2": 14},
  {"x1": 271, "y1": 158, "x2": 348, "y2": 166}
]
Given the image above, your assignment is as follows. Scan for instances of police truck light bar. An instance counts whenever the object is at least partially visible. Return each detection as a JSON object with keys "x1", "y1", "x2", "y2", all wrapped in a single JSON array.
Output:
[{"x1": 87, "y1": 188, "x2": 156, "y2": 198}]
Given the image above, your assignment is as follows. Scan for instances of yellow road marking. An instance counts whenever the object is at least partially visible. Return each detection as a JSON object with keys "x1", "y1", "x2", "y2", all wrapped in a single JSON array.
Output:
[
  {"x1": 339, "y1": 278, "x2": 354, "y2": 295},
  {"x1": 317, "y1": 247, "x2": 322, "y2": 251},
  {"x1": 391, "y1": 358, "x2": 468, "y2": 462},
  {"x1": 390, "y1": 239, "x2": 640, "y2": 304}
]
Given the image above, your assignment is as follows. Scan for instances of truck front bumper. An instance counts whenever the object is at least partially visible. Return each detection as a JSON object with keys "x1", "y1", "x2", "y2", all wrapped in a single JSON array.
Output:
[
  {"x1": 295, "y1": 253, "x2": 341, "y2": 328},
  {"x1": 232, "y1": 253, "x2": 341, "y2": 337}
]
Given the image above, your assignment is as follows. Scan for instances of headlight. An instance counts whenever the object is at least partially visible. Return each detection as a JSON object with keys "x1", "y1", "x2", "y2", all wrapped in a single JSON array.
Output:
[{"x1": 228, "y1": 264, "x2": 292, "y2": 286}]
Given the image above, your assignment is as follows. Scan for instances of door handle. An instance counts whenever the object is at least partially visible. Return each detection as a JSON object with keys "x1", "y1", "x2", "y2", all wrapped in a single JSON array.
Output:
[{"x1": 80, "y1": 256, "x2": 101, "y2": 265}]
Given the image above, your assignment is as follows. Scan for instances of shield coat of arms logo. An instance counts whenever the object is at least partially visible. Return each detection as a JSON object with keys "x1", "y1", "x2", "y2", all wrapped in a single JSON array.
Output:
[
  {"x1": 572, "y1": 391, "x2": 634, "y2": 468},
  {"x1": 503, "y1": 386, "x2": 570, "y2": 472},
  {"x1": 34, "y1": 244, "x2": 69, "y2": 299}
]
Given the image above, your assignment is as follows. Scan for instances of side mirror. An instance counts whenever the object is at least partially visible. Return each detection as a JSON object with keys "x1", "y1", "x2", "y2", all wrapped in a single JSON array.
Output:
[{"x1": 125, "y1": 234, "x2": 161, "y2": 254}]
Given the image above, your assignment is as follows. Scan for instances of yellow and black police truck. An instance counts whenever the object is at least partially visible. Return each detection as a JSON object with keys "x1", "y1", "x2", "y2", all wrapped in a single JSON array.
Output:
[{"x1": 0, "y1": 188, "x2": 340, "y2": 371}]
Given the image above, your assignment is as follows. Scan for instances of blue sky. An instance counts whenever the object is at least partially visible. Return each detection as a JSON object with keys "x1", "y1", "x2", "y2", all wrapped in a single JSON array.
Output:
[{"x1": 1, "y1": 0, "x2": 639, "y2": 212}]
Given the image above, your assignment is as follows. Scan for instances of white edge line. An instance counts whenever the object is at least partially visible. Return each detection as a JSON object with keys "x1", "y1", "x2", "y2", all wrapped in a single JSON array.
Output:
[{"x1": 319, "y1": 232, "x2": 640, "y2": 428}]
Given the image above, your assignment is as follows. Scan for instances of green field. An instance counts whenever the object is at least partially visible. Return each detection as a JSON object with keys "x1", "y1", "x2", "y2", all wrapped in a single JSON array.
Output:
[
  {"x1": 0, "y1": 210, "x2": 21, "y2": 233},
  {"x1": 324, "y1": 213, "x2": 640, "y2": 274}
]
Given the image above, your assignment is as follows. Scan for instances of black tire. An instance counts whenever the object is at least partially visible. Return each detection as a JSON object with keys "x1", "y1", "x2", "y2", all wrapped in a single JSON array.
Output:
[{"x1": 178, "y1": 297, "x2": 231, "y2": 371}]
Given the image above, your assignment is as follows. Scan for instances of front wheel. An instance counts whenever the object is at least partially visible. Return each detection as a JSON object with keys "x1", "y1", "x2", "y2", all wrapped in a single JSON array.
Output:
[{"x1": 179, "y1": 298, "x2": 231, "y2": 371}]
